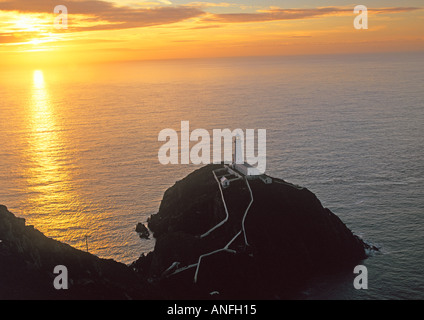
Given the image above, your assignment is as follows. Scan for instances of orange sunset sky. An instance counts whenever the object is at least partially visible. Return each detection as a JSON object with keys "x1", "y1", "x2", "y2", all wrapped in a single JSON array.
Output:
[{"x1": 0, "y1": 0, "x2": 423, "y2": 67}]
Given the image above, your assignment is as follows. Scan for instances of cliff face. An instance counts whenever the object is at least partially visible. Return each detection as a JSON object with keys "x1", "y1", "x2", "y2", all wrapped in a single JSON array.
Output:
[
  {"x1": 0, "y1": 205, "x2": 152, "y2": 300},
  {"x1": 133, "y1": 164, "x2": 369, "y2": 299},
  {"x1": 1, "y1": 164, "x2": 371, "y2": 300}
]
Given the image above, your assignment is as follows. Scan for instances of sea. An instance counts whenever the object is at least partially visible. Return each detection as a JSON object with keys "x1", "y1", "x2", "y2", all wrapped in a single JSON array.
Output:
[{"x1": 0, "y1": 52, "x2": 423, "y2": 299}]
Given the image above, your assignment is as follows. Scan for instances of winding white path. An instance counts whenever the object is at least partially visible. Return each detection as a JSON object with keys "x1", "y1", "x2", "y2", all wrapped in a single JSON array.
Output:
[
  {"x1": 199, "y1": 171, "x2": 230, "y2": 238},
  {"x1": 193, "y1": 173, "x2": 254, "y2": 283},
  {"x1": 167, "y1": 168, "x2": 255, "y2": 284},
  {"x1": 242, "y1": 178, "x2": 253, "y2": 246}
]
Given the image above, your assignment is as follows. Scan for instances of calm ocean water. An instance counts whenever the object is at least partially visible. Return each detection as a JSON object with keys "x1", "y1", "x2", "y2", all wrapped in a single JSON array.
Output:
[{"x1": 0, "y1": 52, "x2": 423, "y2": 299}]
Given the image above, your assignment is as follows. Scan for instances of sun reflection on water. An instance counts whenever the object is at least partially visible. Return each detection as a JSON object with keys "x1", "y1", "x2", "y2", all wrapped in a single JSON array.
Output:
[{"x1": 25, "y1": 70, "x2": 91, "y2": 249}]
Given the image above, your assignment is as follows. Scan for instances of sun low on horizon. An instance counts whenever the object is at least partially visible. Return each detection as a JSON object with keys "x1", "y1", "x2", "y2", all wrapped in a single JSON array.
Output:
[{"x1": 0, "y1": 0, "x2": 423, "y2": 68}]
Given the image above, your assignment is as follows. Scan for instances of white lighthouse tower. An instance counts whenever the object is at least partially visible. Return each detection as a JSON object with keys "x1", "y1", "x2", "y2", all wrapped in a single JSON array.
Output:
[{"x1": 232, "y1": 134, "x2": 261, "y2": 177}]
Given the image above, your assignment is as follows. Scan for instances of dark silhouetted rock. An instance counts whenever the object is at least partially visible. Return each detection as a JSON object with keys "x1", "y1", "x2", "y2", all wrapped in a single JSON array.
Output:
[
  {"x1": 135, "y1": 223, "x2": 150, "y2": 239},
  {"x1": 133, "y1": 164, "x2": 372, "y2": 299},
  {"x1": 0, "y1": 205, "x2": 157, "y2": 300},
  {"x1": 1, "y1": 164, "x2": 375, "y2": 300}
]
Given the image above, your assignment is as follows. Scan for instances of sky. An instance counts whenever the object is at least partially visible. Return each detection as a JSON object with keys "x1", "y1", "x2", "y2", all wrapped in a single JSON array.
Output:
[{"x1": 0, "y1": 0, "x2": 423, "y2": 67}]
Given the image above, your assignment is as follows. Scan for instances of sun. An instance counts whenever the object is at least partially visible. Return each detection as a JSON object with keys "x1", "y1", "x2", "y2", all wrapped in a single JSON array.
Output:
[
  {"x1": 0, "y1": 12, "x2": 66, "y2": 54},
  {"x1": 33, "y1": 70, "x2": 45, "y2": 89},
  {"x1": 14, "y1": 14, "x2": 47, "y2": 33}
]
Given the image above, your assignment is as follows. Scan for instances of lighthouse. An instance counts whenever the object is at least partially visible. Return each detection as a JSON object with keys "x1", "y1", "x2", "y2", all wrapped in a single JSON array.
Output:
[{"x1": 232, "y1": 134, "x2": 261, "y2": 177}]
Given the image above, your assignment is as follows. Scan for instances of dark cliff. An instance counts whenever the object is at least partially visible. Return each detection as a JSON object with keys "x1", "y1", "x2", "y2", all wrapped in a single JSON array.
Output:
[
  {"x1": 0, "y1": 205, "x2": 155, "y2": 300},
  {"x1": 131, "y1": 164, "x2": 370, "y2": 299},
  {"x1": 1, "y1": 164, "x2": 372, "y2": 299}
]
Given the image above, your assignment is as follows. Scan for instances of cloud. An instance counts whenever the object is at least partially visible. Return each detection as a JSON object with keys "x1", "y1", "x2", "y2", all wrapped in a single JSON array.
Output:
[
  {"x1": 0, "y1": 0, "x2": 204, "y2": 31},
  {"x1": 203, "y1": 6, "x2": 421, "y2": 23},
  {"x1": 0, "y1": 32, "x2": 31, "y2": 44},
  {"x1": 0, "y1": 2, "x2": 420, "y2": 35},
  {"x1": 73, "y1": 6, "x2": 205, "y2": 31},
  {"x1": 184, "y1": 2, "x2": 236, "y2": 8},
  {"x1": 188, "y1": 24, "x2": 222, "y2": 30}
]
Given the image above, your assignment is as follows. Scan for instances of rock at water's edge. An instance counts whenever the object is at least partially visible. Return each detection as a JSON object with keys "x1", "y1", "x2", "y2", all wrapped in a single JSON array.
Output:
[
  {"x1": 1, "y1": 164, "x2": 375, "y2": 300},
  {"x1": 132, "y1": 164, "x2": 371, "y2": 299},
  {"x1": 0, "y1": 205, "x2": 157, "y2": 300}
]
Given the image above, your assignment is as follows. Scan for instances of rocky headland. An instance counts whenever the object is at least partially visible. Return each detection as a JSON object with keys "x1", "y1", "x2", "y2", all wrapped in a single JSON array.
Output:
[{"x1": 0, "y1": 164, "x2": 375, "y2": 299}]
